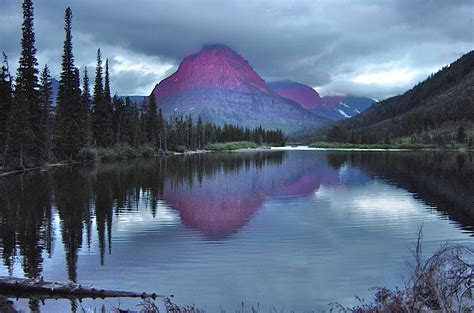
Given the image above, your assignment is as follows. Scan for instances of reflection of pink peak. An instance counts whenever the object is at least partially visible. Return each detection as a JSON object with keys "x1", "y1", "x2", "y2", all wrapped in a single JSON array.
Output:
[
  {"x1": 268, "y1": 80, "x2": 323, "y2": 109},
  {"x1": 160, "y1": 153, "x2": 341, "y2": 238},
  {"x1": 152, "y1": 44, "x2": 272, "y2": 101},
  {"x1": 273, "y1": 169, "x2": 340, "y2": 197},
  {"x1": 163, "y1": 190, "x2": 265, "y2": 238},
  {"x1": 273, "y1": 175, "x2": 323, "y2": 197}
]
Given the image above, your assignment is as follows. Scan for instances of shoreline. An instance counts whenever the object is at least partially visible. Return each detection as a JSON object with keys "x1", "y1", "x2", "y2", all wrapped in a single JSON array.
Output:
[
  {"x1": 273, "y1": 146, "x2": 472, "y2": 152},
  {"x1": 306, "y1": 141, "x2": 473, "y2": 151},
  {"x1": 1, "y1": 145, "x2": 470, "y2": 178}
]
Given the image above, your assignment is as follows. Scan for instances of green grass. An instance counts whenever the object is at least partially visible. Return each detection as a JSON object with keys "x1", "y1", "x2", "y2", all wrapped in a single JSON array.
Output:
[
  {"x1": 307, "y1": 141, "x2": 469, "y2": 150},
  {"x1": 204, "y1": 141, "x2": 259, "y2": 151},
  {"x1": 78, "y1": 144, "x2": 155, "y2": 162}
]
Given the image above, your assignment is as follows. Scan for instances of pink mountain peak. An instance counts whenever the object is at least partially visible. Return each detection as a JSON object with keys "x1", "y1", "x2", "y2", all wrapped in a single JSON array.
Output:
[{"x1": 152, "y1": 44, "x2": 272, "y2": 100}]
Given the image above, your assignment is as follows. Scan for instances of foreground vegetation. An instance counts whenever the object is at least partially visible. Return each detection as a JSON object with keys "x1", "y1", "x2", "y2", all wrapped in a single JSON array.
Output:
[
  {"x1": 333, "y1": 234, "x2": 473, "y2": 312},
  {"x1": 74, "y1": 238, "x2": 472, "y2": 313},
  {"x1": 167, "y1": 242, "x2": 474, "y2": 312}
]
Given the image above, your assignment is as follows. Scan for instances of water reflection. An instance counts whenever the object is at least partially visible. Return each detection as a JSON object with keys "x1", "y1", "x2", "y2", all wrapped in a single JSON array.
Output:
[
  {"x1": 325, "y1": 151, "x2": 474, "y2": 233},
  {"x1": 0, "y1": 150, "x2": 472, "y2": 311}
]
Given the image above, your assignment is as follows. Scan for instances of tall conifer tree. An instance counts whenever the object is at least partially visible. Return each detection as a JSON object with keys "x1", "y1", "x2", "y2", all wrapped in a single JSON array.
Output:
[
  {"x1": 82, "y1": 67, "x2": 90, "y2": 113},
  {"x1": 0, "y1": 53, "x2": 13, "y2": 161},
  {"x1": 104, "y1": 58, "x2": 111, "y2": 105},
  {"x1": 4, "y1": 0, "x2": 43, "y2": 169},
  {"x1": 81, "y1": 66, "x2": 92, "y2": 145},
  {"x1": 91, "y1": 49, "x2": 113, "y2": 147},
  {"x1": 54, "y1": 7, "x2": 86, "y2": 160},
  {"x1": 39, "y1": 64, "x2": 52, "y2": 161},
  {"x1": 144, "y1": 95, "x2": 158, "y2": 145},
  {"x1": 157, "y1": 108, "x2": 164, "y2": 150},
  {"x1": 196, "y1": 116, "x2": 204, "y2": 149},
  {"x1": 112, "y1": 95, "x2": 124, "y2": 144}
]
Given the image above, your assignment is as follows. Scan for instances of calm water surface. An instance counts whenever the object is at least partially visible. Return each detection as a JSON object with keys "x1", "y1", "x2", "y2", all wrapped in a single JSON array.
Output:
[{"x1": 0, "y1": 150, "x2": 473, "y2": 312}]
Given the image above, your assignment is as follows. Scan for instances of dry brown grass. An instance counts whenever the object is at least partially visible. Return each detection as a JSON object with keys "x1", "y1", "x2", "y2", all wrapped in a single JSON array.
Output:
[{"x1": 331, "y1": 228, "x2": 473, "y2": 313}]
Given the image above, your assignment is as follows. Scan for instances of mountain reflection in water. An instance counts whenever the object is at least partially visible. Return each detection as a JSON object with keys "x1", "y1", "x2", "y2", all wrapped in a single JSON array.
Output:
[{"x1": 0, "y1": 150, "x2": 472, "y2": 311}]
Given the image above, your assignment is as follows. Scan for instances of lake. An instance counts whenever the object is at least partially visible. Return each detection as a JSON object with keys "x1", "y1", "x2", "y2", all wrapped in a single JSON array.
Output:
[{"x1": 0, "y1": 149, "x2": 473, "y2": 312}]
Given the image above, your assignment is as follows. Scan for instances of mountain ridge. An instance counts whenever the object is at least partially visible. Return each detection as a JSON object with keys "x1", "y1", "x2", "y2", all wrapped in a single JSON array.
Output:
[{"x1": 268, "y1": 80, "x2": 374, "y2": 121}]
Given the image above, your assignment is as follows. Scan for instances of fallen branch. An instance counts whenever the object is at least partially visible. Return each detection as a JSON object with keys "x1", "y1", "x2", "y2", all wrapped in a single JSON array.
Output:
[
  {"x1": 0, "y1": 162, "x2": 80, "y2": 177},
  {"x1": 0, "y1": 276, "x2": 166, "y2": 300}
]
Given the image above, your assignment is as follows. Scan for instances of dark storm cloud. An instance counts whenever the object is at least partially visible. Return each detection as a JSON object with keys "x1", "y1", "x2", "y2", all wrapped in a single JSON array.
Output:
[{"x1": 0, "y1": 0, "x2": 472, "y2": 99}]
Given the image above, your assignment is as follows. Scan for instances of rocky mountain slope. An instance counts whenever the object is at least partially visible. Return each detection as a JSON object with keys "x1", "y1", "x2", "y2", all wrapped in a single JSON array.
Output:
[{"x1": 149, "y1": 45, "x2": 329, "y2": 133}]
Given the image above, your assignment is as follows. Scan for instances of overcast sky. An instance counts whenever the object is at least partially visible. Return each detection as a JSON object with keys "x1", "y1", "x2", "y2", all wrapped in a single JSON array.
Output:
[{"x1": 0, "y1": 0, "x2": 472, "y2": 100}]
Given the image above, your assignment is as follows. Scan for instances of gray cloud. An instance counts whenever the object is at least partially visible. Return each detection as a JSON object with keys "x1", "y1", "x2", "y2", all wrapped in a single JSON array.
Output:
[{"x1": 0, "y1": 0, "x2": 472, "y2": 99}]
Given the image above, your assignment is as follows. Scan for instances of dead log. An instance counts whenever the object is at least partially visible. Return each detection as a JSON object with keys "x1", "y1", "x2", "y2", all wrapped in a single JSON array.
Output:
[
  {"x1": 0, "y1": 276, "x2": 166, "y2": 300},
  {"x1": 0, "y1": 162, "x2": 79, "y2": 178}
]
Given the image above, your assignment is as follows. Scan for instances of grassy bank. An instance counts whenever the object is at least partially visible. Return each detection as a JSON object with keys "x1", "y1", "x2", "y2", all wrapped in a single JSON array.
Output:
[
  {"x1": 204, "y1": 141, "x2": 260, "y2": 151},
  {"x1": 78, "y1": 141, "x2": 266, "y2": 161},
  {"x1": 308, "y1": 141, "x2": 470, "y2": 150},
  {"x1": 78, "y1": 144, "x2": 156, "y2": 162}
]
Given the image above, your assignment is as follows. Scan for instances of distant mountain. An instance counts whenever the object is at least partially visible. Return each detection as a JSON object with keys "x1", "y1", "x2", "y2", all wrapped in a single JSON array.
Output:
[
  {"x1": 267, "y1": 80, "x2": 324, "y2": 109},
  {"x1": 268, "y1": 80, "x2": 374, "y2": 121},
  {"x1": 149, "y1": 44, "x2": 329, "y2": 133},
  {"x1": 118, "y1": 95, "x2": 146, "y2": 104},
  {"x1": 334, "y1": 50, "x2": 474, "y2": 143},
  {"x1": 319, "y1": 95, "x2": 374, "y2": 120}
]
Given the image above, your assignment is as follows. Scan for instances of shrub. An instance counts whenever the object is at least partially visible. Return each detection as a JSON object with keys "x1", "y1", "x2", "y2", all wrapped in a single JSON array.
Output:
[
  {"x1": 136, "y1": 145, "x2": 155, "y2": 158},
  {"x1": 82, "y1": 144, "x2": 156, "y2": 162},
  {"x1": 77, "y1": 147, "x2": 98, "y2": 162},
  {"x1": 174, "y1": 145, "x2": 188, "y2": 153},
  {"x1": 205, "y1": 141, "x2": 259, "y2": 151}
]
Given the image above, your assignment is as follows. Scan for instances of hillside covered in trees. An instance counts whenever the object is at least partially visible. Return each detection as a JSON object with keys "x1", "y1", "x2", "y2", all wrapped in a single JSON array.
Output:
[
  {"x1": 302, "y1": 51, "x2": 474, "y2": 146},
  {"x1": 0, "y1": 0, "x2": 285, "y2": 171}
]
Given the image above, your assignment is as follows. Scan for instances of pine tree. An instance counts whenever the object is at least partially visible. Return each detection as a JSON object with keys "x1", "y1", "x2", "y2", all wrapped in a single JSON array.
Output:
[
  {"x1": 457, "y1": 126, "x2": 466, "y2": 144},
  {"x1": 81, "y1": 66, "x2": 90, "y2": 113},
  {"x1": 103, "y1": 59, "x2": 114, "y2": 144},
  {"x1": 0, "y1": 53, "x2": 13, "y2": 161},
  {"x1": 4, "y1": 0, "x2": 42, "y2": 169},
  {"x1": 54, "y1": 7, "x2": 86, "y2": 160},
  {"x1": 93, "y1": 49, "x2": 103, "y2": 106},
  {"x1": 104, "y1": 58, "x2": 111, "y2": 105},
  {"x1": 144, "y1": 95, "x2": 158, "y2": 146},
  {"x1": 196, "y1": 116, "x2": 204, "y2": 149},
  {"x1": 91, "y1": 49, "x2": 103, "y2": 146},
  {"x1": 112, "y1": 95, "x2": 124, "y2": 144},
  {"x1": 81, "y1": 66, "x2": 92, "y2": 145},
  {"x1": 157, "y1": 108, "x2": 164, "y2": 150},
  {"x1": 39, "y1": 65, "x2": 52, "y2": 161},
  {"x1": 119, "y1": 97, "x2": 138, "y2": 145},
  {"x1": 91, "y1": 49, "x2": 113, "y2": 147},
  {"x1": 186, "y1": 115, "x2": 194, "y2": 148}
]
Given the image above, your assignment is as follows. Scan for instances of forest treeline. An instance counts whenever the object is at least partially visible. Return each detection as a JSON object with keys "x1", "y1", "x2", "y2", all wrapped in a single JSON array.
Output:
[{"x1": 0, "y1": 0, "x2": 285, "y2": 171}]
